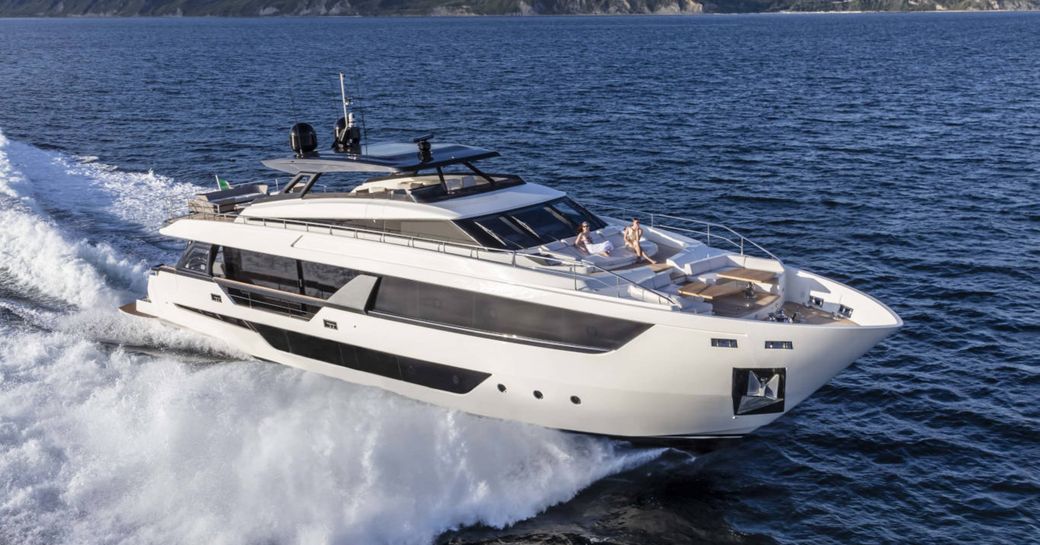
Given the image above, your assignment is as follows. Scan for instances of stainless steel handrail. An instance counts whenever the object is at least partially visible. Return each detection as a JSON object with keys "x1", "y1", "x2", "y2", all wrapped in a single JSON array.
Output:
[
  {"x1": 589, "y1": 204, "x2": 783, "y2": 265},
  {"x1": 173, "y1": 211, "x2": 681, "y2": 307}
]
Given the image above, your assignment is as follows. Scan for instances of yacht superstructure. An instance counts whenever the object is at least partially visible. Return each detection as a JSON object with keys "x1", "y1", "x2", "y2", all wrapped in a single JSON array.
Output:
[{"x1": 123, "y1": 94, "x2": 901, "y2": 449}]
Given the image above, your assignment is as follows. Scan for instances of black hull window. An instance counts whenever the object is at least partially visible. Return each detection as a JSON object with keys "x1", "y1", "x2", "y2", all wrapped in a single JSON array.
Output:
[
  {"x1": 175, "y1": 305, "x2": 487, "y2": 394},
  {"x1": 372, "y1": 276, "x2": 649, "y2": 351},
  {"x1": 248, "y1": 322, "x2": 488, "y2": 394}
]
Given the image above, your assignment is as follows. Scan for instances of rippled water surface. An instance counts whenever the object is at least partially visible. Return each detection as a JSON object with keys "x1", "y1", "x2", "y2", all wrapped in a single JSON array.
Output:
[{"x1": 0, "y1": 13, "x2": 1037, "y2": 545}]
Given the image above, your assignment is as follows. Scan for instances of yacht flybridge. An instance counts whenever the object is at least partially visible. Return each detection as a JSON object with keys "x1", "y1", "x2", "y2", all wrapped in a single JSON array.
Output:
[{"x1": 122, "y1": 87, "x2": 900, "y2": 448}]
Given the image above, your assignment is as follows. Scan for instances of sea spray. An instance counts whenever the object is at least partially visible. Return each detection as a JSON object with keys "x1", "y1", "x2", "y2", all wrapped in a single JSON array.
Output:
[
  {"x1": 0, "y1": 326, "x2": 659, "y2": 545},
  {"x1": 0, "y1": 132, "x2": 146, "y2": 308},
  {"x1": 0, "y1": 132, "x2": 198, "y2": 232}
]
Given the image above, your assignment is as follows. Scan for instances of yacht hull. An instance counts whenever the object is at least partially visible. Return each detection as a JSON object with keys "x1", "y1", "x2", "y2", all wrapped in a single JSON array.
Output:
[{"x1": 127, "y1": 266, "x2": 899, "y2": 443}]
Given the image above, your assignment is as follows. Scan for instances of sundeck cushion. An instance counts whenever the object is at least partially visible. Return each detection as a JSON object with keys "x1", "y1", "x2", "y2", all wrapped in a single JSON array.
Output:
[
  {"x1": 667, "y1": 246, "x2": 711, "y2": 270},
  {"x1": 540, "y1": 240, "x2": 569, "y2": 252},
  {"x1": 536, "y1": 228, "x2": 661, "y2": 271},
  {"x1": 686, "y1": 255, "x2": 729, "y2": 276},
  {"x1": 578, "y1": 252, "x2": 637, "y2": 270}
]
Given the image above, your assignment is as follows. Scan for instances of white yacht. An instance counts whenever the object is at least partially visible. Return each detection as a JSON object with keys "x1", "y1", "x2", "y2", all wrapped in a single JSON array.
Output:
[{"x1": 123, "y1": 106, "x2": 900, "y2": 449}]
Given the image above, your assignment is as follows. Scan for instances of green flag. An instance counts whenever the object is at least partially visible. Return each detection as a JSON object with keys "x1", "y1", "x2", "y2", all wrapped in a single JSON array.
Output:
[{"x1": 215, "y1": 175, "x2": 231, "y2": 190}]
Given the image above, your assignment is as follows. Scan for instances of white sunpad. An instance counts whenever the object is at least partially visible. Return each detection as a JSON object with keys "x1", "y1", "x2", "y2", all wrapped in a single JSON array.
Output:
[{"x1": 584, "y1": 240, "x2": 614, "y2": 256}]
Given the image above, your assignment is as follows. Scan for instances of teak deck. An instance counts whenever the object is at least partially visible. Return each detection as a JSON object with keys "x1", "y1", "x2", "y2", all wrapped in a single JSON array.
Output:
[
  {"x1": 712, "y1": 292, "x2": 781, "y2": 317},
  {"x1": 677, "y1": 280, "x2": 746, "y2": 301},
  {"x1": 716, "y1": 267, "x2": 779, "y2": 284}
]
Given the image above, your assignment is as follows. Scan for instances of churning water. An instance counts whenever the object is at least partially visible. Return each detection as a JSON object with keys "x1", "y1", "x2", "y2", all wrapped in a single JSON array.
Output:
[{"x1": 0, "y1": 13, "x2": 1037, "y2": 545}]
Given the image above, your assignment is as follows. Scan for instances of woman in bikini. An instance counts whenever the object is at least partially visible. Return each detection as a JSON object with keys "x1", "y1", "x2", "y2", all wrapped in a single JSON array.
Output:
[
  {"x1": 575, "y1": 222, "x2": 613, "y2": 257},
  {"x1": 624, "y1": 218, "x2": 656, "y2": 264}
]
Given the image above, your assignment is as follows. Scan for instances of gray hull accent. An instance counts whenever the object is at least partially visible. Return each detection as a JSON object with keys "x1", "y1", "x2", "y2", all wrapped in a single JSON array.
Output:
[{"x1": 327, "y1": 274, "x2": 380, "y2": 313}]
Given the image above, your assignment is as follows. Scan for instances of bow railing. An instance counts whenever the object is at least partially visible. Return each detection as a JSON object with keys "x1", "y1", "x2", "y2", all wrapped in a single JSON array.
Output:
[{"x1": 589, "y1": 204, "x2": 783, "y2": 265}]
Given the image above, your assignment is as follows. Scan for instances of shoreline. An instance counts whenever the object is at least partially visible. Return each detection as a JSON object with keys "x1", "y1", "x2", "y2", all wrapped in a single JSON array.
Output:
[{"x1": 0, "y1": 8, "x2": 1038, "y2": 18}]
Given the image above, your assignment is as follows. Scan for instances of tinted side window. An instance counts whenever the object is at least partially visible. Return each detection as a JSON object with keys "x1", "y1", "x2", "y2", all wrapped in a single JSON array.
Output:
[
  {"x1": 375, "y1": 276, "x2": 475, "y2": 325},
  {"x1": 470, "y1": 292, "x2": 646, "y2": 351},
  {"x1": 397, "y1": 220, "x2": 475, "y2": 244},
  {"x1": 223, "y1": 247, "x2": 300, "y2": 293},
  {"x1": 372, "y1": 277, "x2": 649, "y2": 351},
  {"x1": 301, "y1": 260, "x2": 358, "y2": 299},
  {"x1": 177, "y1": 243, "x2": 213, "y2": 275}
]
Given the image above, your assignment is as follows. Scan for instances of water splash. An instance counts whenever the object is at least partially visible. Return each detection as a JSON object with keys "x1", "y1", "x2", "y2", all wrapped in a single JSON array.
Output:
[{"x1": 0, "y1": 132, "x2": 145, "y2": 308}]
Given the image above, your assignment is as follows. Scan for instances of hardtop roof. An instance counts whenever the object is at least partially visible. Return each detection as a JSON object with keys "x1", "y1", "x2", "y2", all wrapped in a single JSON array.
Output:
[{"x1": 262, "y1": 142, "x2": 499, "y2": 175}]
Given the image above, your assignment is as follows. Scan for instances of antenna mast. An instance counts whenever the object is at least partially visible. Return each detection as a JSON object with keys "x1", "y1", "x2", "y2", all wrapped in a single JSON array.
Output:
[
  {"x1": 333, "y1": 72, "x2": 362, "y2": 154},
  {"x1": 339, "y1": 72, "x2": 352, "y2": 129}
]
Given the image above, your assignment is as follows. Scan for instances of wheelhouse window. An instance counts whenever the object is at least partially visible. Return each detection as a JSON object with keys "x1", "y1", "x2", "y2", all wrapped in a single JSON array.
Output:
[
  {"x1": 177, "y1": 243, "x2": 214, "y2": 275},
  {"x1": 510, "y1": 205, "x2": 577, "y2": 242},
  {"x1": 551, "y1": 199, "x2": 604, "y2": 231},
  {"x1": 455, "y1": 197, "x2": 607, "y2": 250},
  {"x1": 314, "y1": 219, "x2": 476, "y2": 245},
  {"x1": 469, "y1": 216, "x2": 541, "y2": 249}
]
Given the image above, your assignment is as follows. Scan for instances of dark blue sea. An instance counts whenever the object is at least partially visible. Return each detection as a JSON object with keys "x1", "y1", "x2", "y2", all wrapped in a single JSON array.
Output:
[{"x1": 0, "y1": 13, "x2": 1037, "y2": 545}]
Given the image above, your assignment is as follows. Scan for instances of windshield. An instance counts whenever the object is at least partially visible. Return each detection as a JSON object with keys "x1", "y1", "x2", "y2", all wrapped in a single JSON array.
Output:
[
  {"x1": 472, "y1": 216, "x2": 541, "y2": 249},
  {"x1": 510, "y1": 206, "x2": 577, "y2": 242},
  {"x1": 455, "y1": 198, "x2": 607, "y2": 249}
]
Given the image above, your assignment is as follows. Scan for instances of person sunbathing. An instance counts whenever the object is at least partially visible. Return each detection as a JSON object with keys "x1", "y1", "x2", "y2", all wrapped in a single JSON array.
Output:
[
  {"x1": 575, "y1": 222, "x2": 613, "y2": 256},
  {"x1": 624, "y1": 218, "x2": 656, "y2": 264}
]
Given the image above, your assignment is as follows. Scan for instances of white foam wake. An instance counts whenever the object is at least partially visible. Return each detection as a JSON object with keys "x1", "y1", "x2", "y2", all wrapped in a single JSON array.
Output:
[
  {"x1": 0, "y1": 132, "x2": 146, "y2": 308},
  {"x1": 0, "y1": 326, "x2": 657, "y2": 545},
  {"x1": 0, "y1": 136, "x2": 199, "y2": 232},
  {"x1": 0, "y1": 133, "x2": 661, "y2": 545}
]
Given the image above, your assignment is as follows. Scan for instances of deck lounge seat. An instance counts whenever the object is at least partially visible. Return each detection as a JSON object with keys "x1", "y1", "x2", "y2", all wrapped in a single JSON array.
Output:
[
  {"x1": 538, "y1": 231, "x2": 659, "y2": 271},
  {"x1": 189, "y1": 183, "x2": 268, "y2": 214},
  {"x1": 681, "y1": 254, "x2": 731, "y2": 276}
]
